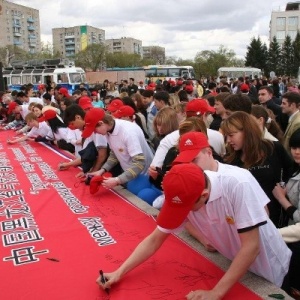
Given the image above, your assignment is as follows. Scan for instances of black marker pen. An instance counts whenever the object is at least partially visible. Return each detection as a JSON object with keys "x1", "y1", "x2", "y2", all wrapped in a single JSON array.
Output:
[{"x1": 99, "y1": 270, "x2": 110, "y2": 295}]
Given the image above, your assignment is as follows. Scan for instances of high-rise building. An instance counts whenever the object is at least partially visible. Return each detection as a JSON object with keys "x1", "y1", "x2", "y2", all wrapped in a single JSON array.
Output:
[
  {"x1": 0, "y1": 0, "x2": 41, "y2": 53},
  {"x1": 52, "y1": 25, "x2": 105, "y2": 58},
  {"x1": 105, "y1": 37, "x2": 142, "y2": 55},
  {"x1": 270, "y1": 2, "x2": 300, "y2": 44}
]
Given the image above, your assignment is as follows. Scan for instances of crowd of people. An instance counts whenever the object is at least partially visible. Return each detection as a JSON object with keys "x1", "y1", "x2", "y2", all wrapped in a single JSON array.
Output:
[{"x1": 1, "y1": 75, "x2": 300, "y2": 299}]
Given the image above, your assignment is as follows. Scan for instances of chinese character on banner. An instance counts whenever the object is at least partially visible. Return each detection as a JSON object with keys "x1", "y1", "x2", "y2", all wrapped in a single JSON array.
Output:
[
  {"x1": 3, "y1": 229, "x2": 43, "y2": 247},
  {"x1": 3, "y1": 246, "x2": 49, "y2": 266},
  {"x1": 1, "y1": 217, "x2": 37, "y2": 232}
]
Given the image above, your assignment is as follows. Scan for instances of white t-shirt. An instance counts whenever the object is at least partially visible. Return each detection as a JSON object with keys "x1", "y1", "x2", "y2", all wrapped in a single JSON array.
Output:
[
  {"x1": 207, "y1": 129, "x2": 226, "y2": 157},
  {"x1": 27, "y1": 121, "x2": 51, "y2": 138},
  {"x1": 82, "y1": 132, "x2": 107, "y2": 149},
  {"x1": 158, "y1": 163, "x2": 291, "y2": 287},
  {"x1": 29, "y1": 97, "x2": 44, "y2": 105},
  {"x1": 151, "y1": 129, "x2": 225, "y2": 168},
  {"x1": 20, "y1": 105, "x2": 30, "y2": 120},
  {"x1": 66, "y1": 128, "x2": 83, "y2": 156},
  {"x1": 107, "y1": 119, "x2": 154, "y2": 174},
  {"x1": 188, "y1": 165, "x2": 291, "y2": 287},
  {"x1": 46, "y1": 127, "x2": 69, "y2": 141}
]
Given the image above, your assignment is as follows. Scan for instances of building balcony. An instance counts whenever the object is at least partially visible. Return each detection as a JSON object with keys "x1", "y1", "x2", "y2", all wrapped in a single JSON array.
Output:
[
  {"x1": 66, "y1": 52, "x2": 75, "y2": 57},
  {"x1": 28, "y1": 25, "x2": 35, "y2": 31},
  {"x1": 65, "y1": 46, "x2": 75, "y2": 51},
  {"x1": 13, "y1": 32, "x2": 22, "y2": 37},
  {"x1": 13, "y1": 23, "x2": 21, "y2": 28},
  {"x1": 13, "y1": 40, "x2": 22, "y2": 46},
  {"x1": 28, "y1": 34, "x2": 36, "y2": 39},
  {"x1": 65, "y1": 40, "x2": 75, "y2": 45},
  {"x1": 29, "y1": 42, "x2": 36, "y2": 48},
  {"x1": 27, "y1": 17, "x2": 35, "y2": 23},
  {"x1": 65, "y1": 35, "x2": 75, "y2": 39}
]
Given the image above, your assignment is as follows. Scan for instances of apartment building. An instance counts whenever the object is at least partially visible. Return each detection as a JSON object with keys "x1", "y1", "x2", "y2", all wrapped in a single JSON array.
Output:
[
  {"x1": 0, "y1": 0, "x2": 41, "y2": 53},
  {"x1": 270, "y1": 1, "x2": 300, "y2": 44},
  {"x1": 52, "y1": 25, "x2": 105, "y2": 58},
  {"x1": 105, "y1": 37, "x2": 142, "y2": 55}
]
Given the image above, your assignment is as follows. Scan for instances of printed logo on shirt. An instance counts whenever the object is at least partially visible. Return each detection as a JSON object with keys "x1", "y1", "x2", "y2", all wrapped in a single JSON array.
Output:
[
  {"x1": 118, "y1": 148, "x2": 124, "y2": 152},
  {"x1": 172, "y1": 196, "x2": 182, "y2": 204},
  {"x1": 184, "y1": 139, "x2": 193, "y2": 146},
  {"x1": 225, "y1": 215, "x2": 235, "y2": 224}
]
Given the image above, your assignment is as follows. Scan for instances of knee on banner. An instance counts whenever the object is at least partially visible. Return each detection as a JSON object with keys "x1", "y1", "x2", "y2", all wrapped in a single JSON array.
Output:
[
  {"x1": 137, "y1": 186, "x2": 162, "y2": 206},
  {"x1": 127, "y1": 174, "x2": 151, "y2": 195}
]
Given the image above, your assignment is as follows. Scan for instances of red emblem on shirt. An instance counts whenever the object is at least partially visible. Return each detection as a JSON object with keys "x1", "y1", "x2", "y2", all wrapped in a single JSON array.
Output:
[{"x1": 225, "y1": 215, "x2": 235, "y2": 224}]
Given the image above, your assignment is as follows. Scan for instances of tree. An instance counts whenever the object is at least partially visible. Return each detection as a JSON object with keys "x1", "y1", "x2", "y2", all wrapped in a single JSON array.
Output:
[
  {"x1": 0, "y1": 45, "x2": 29, "y2": 67},
  {"x1": 105, "y1": 52, "x2": 142, "y2": 68},
  {"x1": 267, "y1": 36, "x2": 281, "y2": 76},
  {"x1": 281, "y1": 34, "x2": 294, "y2": 76},
  {"x1": 75, "y1": 43, "x2": 108, "y2": 71},
  {"x1": 165, "y1": 56, "x2": 178, "y2": 65},
  {"x1": 146, "y1": 46, "x2": 165, "y2": 64},
  {"x1": 292, "y1": 31, "x2": 300, "y2": 77},
  {"x1": 194, "y1": 46, "x2": 242, "y2": 77},
  {"x1": 245, "y1": 37, "x2": 267, "y2": 72}
]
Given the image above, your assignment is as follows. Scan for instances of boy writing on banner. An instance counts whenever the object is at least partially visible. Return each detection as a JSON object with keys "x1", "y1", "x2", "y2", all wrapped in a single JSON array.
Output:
[{"x1": 97, "y1": 133, "x2": 292, "y2": 299}]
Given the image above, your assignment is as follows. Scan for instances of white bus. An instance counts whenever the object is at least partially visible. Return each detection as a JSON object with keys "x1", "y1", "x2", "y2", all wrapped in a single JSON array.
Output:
[
  {"x1": 217, "y1": 67, "x2": 262, "y2": 80},
  {"x1": 143, "y1": 65, "x2": 196, "y2": 82},
  {"x1": 3, "y1": 59, "x2": 87, "y2": 93}
]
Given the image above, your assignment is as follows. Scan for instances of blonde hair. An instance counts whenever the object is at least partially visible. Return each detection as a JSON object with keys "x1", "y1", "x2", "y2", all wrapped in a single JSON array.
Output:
[
  {"x1": 119, "y1": 92, "x2": 129, "y2": 99},
  {"x1": 153, "y1": 107, "x2": 179, "y2": 136},
  {"x1": 179, "y1": 117, "x2": 207, "y2": 136},
  {"x1": 25, "y1": 112, "x2": 38, "y2": 122}
]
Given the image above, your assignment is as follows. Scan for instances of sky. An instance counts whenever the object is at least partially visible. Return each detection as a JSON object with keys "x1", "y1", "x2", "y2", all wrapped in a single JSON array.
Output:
[{"x1": 12, "y1": 0, "x2": 291, "y2": 60}]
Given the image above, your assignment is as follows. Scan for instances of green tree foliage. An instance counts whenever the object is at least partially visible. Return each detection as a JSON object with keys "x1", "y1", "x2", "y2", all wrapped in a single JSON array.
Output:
[
  {"x1": 281, "y1": 34, "x2": 294, "y2": 76},
  {"x1": 267, "y1": 36, "x2": 281, "y2": 76},
  {"x1": 0, "y1": 45, "x2": 29, "y2": 67},
  {"x1": 75, "y1": 43, "x2": 108, "y2": 71},
  {"x1": 194, "y1": 45, "x2": 243, "y2": 77},
  {"x1": 292, "y1": 31, "x2": 300, "y2": 76},
  {"x1": 245, "y1": 37, "x2": 267, "y2": 71},
  {"x1": 146, "y1": 46, "x2": 165, "y2": 64},
  {"x1": 105, "y1": 52, "x2": 142, "y2": 68}
]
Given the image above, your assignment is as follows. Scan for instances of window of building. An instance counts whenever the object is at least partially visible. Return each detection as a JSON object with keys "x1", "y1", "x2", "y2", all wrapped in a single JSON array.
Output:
[
  {"x1": 288, "y1": 16, "x2": 298, "y2": 26},
  {"x1": 288, "y1": 30, "x2": 297, "y2": 40},
  {"x1": 276, "y1": 31, "x2": 286, "y2": 40},
  {"x1": 276, "y1": 17, "x2": 286, "y2": 27}
]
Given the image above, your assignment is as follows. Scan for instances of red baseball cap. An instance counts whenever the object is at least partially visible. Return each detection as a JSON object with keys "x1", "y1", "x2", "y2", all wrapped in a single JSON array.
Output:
[
  {"x1": 82, "y1": 108, "x2": 105, "y2": 138},
  {"x1": 38, "y1": 84, "x2": 46, "y2": 90},
  {"x1": 79, "y1": 96, "x2": 93, "y2": 110},
  {"x1": 113, "y1": 105, "x2": 135, "y2": 119},
  {"x1": 38, "y1": 109, "x2": 57, "y2": 122},
  {"x1": 173, "y1": 132, "x2": 210, "y2": 165},
  {"x1": 7, "y1": 101, "x2": 18, "y2": 114},
  {"x1": 157, "y1": 163, "x2": 206, "y2": 229},
  {"x1": 240, "y1": 83, "x2": 250, "y2": 92},
  {"x1": 91, "y1": 91, "x2": 98, "y2": 96},
  {"x1": 106, "y1": 99, "x2": 124, "y2": 113},
  {"x1": 58, "y1": 87, "x2": 70, "y2": 97},
  {"x1": 185, "y1": 84, "x2": 194, "y2": 93},
  {"x1": 186, "y1": 99, "x2": 215, "y2": 117}
]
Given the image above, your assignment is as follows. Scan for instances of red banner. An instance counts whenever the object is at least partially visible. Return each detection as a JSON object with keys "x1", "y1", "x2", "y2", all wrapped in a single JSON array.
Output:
[{"x1": 0, "y1": 135, "x2": 262, "y2": 300}]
